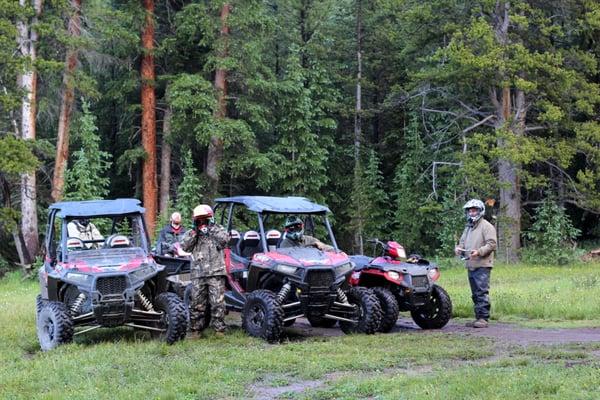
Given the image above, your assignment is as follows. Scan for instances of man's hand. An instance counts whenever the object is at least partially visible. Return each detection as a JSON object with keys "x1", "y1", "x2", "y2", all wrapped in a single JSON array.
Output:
[
  {"x1": 470, "y1": 249, "x2": 480, "y2": 257},
  {"x1": 455, "y1": 246, "x2": 464, "y2": 256}
]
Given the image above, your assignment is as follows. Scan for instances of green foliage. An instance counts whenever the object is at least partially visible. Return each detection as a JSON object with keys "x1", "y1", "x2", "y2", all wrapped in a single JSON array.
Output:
[
  {"x1": 175, "y1": 149, "x2": 205, "y2": 222},
  {"x1": 349, "y1": 149, "x2": 388, "y2": 251},
  {"x1": 523, "y1": 198, "x2": 581, "y2": 265},
  {"x1": 64, "y1": 100, "x2": 112, "y2": 201},
  {"x1": 261, "y1": 46, "x2": 337, "y2": 201}
]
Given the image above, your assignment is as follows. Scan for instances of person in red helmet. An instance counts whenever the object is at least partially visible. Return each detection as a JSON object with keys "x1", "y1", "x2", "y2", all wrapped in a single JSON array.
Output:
[{"x1": 181, "y1": 204, "x2": 229, "y2": 335}]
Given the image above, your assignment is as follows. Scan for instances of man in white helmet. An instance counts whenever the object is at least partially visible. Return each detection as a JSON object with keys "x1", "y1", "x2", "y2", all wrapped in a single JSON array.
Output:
[
  {"x1": 181, "y1": 204, "x2": 229, "y2": 335},
  {"x1": 455, "y1": 199, "x2": 497, "y2": 328}
]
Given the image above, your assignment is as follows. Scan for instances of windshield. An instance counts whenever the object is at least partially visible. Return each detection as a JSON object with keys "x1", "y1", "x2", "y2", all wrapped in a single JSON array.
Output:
[
  {"x1": 67, "y1": 248, "x2": 149, "y2": 267},
  {"x1": 63, "y1": 214, "x2": 148, "y2": 254}
]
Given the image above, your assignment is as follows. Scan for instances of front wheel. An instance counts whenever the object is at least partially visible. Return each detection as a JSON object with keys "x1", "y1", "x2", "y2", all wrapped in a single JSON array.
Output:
[
  {"x1": 37, "y1": 301, "x2": 74, "y2": 351},
  {"x1": 339, "y1": 287, "x2": 382, "y2": 334},
  {"x1": 242, "y1": 290, "x2": 284, "y2": 342},
  {"x1": 410, "y1": 285, "x2": 452, "y2": 329},
  {"x1": 372, "y1": 287, "x2": 399, "y2": 333},
  {"x1": 155, "y1": 292, "x2": 188, "y2": 343}
]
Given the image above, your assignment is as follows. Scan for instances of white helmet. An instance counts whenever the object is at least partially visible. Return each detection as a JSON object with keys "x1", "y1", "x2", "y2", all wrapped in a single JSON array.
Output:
[{"x1": 463, "y1": 199, "x2": 485, "y2": 223}]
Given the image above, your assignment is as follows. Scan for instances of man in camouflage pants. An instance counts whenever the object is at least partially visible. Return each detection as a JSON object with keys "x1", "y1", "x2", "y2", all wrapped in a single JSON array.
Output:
[{"x1": 181, "y1": 204, "x2": 230, "y2": 334}]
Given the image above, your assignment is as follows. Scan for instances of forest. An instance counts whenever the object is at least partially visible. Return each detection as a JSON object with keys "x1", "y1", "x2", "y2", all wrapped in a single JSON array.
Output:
[{"x1": 1, "y1": 0, "x2": 599, "y2": 272}]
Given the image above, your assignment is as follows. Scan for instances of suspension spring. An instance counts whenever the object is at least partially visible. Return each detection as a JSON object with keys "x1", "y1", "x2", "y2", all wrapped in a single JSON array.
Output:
[
  {"x1": 70, "y1": 293, "x2": 87, "y2": 316},
  {"x1": 337, "y1": 288, "x2": 349, "y2": 304},
  {"x1": 277, "y1": 282, "x2": 292, "y2": 304},
  {"x1": 137, "y1": 290, "x2": 155, "y2": 312}
]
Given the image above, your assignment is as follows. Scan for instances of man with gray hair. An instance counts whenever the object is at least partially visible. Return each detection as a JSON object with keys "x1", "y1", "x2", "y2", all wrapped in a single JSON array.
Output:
[
  {"x1": 156, "y1": 212, "x2": 188, "y2": 256},
  {"x1": 455, "y1": 199, "x2": 497, "y2": 328}
]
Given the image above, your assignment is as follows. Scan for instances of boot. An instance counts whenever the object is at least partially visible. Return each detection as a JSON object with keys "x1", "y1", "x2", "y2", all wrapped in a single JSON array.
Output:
[{"x1": 473, "y1": 319, "x2": 488, "y2": 328}]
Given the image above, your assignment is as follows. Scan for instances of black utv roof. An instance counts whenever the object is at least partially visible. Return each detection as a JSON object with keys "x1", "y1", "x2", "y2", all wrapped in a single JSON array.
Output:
[
  {"x1": 49, "y1": 198, "x2": 145, "y2": 218},
  {"x1": 215, "y1": 196, "x2": 330, "y2": 214}
]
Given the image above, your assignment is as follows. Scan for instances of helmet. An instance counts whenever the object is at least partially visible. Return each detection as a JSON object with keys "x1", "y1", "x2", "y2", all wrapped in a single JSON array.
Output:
[
  {"x1": 386, "y1": 241, "x2": 406, "y2": 260},
  {"x1": 463, "y1": 199, "x2": 485, "y2": 224},
  {"x1": 193, "y1": 204, "x2": 213, "y2": 220},
  {"x1": 284, "y1": 216, "x2": 304, "y2": 241}
]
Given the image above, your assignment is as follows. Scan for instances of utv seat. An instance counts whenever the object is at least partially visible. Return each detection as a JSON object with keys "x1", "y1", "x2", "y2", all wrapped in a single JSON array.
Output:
[
  {"x1": 66, "y1": 237, "x2": 85, "y2": 251},
  {"x1": 266, "y1": 230, "x2": 281, "y2": 252},
  {"x1": 237, "y1": 230, "x2": 261, "y2": 259},
  {"x1": 229, "y1": 229, "x2": 241, "y2": 249},
  {"x1": 104, "y1": 234, "x2": 131, "y2": 249}
]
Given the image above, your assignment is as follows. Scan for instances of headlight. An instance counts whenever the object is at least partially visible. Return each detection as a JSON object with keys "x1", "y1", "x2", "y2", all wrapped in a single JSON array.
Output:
[
  {"x1": 65, "y1": 272, "x2": 92, "y2": 285},
  {"x1": 386, "y1": 271, "x2": 402, "y2": 282},
  {"x1": 274, "y1": 264, "x2": 298, "y2": 275},
  {"x1": 130, "y1": 264, "x2": 156, "y2": 283},
  {"x1": 335, "y1": 262, "x2": 353, "y2": 276},
  {"x1": 428, "y1": 268, "x2": 440, "y2": 281}
]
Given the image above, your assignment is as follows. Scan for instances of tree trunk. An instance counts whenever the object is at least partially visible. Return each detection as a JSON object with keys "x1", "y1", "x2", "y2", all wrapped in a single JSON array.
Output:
[
  {"x1": 1, "y1": 177, "x2": 31, "y2": 267},
  {"x1": 492, "y1": 1, "x2": 522, "y2": 263},
  {"x1": 17, "y1": 0, "x2": 43, "y2": 264},
  {"x1": 159, "y1": 105, "x2": 172, "y2": 217},
  {"x1": 52, "y1": 0, "x2": 82, "y2": 202},
  {"x1": 206, "y1": 3, "x2": 230, "y2": 202},
  {"x1": 353, "y1": 0, "x2": 364, "y2": 255},
  {"x1": 141, "y1": 0, "x2": 157, "y2": 236}
]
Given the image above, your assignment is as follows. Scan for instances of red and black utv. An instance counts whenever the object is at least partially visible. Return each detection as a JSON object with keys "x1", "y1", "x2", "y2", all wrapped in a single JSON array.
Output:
[
  {"x1": 36, "y1": 199, "x2": 188, "y2": 350},
  {"x1": 349, "y1": 239, "x2": 452, "y2": 332},
  {"x1": 215, "y1": 196, "x2": 382, "y2": 341}
]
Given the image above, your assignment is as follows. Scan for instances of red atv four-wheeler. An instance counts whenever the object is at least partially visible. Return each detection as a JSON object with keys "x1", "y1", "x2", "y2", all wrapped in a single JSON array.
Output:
[{"x1": 349, "y1": 239, "x2": 452, "y2": 332}]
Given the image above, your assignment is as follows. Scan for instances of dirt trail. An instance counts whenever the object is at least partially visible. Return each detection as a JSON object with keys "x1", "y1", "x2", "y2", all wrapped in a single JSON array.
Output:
[
  {"x1": 249, "y1": 317, "x2": 600, "y2": 399},
  {"x1": 281, "y1": 317, "x2": 600, "y2": 345}
]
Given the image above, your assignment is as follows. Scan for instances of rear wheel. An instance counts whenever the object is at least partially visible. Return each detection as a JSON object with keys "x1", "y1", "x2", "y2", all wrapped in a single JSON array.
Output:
[
  {"x1": 339, "y1": 287, "x2": 382, "y2": 334},
  {"x1": 410, "y1": 285, "x2": 452, "y2": 329},
  {"x1": 155, "y1": 292, "x2": 188, "y2": 343},
  {"x1": 37, "y1": 301, "x2": 74, "y2": 351},
  {"x1": 307, "y1": 315, "x2": 337, "y2": 328},
  {"x1": 242, "y1": 290, "x2": 283, "y2": 342},
  {"x1": 372, "y1": 287, "x2": 399, "y2": 333}
]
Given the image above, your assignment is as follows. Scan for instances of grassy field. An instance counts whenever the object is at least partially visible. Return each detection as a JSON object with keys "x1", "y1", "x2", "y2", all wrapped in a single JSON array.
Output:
[{"x1": 1, "y1": 262, "x2": 599, "y2": 399}]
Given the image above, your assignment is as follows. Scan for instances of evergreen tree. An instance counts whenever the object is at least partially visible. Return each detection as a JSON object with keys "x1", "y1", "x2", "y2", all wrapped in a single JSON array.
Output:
[
  {"x1": 175, "y1": 148, "x2": 204, "y2": 221},
  {"x1": 64, "y1": 100, "x2": 112, "y2": 201}
]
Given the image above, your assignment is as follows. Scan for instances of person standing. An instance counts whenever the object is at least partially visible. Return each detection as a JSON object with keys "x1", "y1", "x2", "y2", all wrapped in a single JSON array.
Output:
[
  {"x1": 455, "y1": 199, "x2": 497, "y2": 328},
  {"x1": 181, "y1": 204, "x2": 229, "y2": 335},
  {"x1": 155, "y1": 212, "x2": 187, "y2": 255}
]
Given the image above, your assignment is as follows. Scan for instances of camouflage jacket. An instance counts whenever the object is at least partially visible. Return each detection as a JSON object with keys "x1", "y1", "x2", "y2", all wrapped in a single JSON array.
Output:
[
  {"x1": 280, "y1": 234, "x2": 334, "y2": 252},
  {"x1": 181, "y1": 224, "x2": 229, "y2": 278}
]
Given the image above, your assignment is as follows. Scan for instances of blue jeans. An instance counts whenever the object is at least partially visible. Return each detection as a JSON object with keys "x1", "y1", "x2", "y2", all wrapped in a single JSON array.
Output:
[{"x1": 468, "y1": 267, "x2": 491, "y2": 320}]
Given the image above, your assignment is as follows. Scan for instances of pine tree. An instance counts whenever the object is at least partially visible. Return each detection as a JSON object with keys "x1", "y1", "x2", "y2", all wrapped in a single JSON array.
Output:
[
  {"x1": 175, "y1": 148, "x2": 204, "y2": 221},
  {"x1": 64, "y1": 100, "x2": 112, "y2": 201}
]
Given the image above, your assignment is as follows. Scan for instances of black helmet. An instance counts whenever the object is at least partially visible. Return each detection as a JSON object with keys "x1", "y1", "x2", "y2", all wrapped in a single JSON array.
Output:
[{"x1": 284, "y1": 216, "x2": 304, "y2": 241}]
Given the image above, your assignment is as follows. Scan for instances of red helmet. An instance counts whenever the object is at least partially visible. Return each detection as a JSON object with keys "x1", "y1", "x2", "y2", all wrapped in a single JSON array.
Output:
[
  {"x1": 193, "y1": 204, "x2": 213, "y2": 220},
  {"x1": 386, "y1": 241, "x2": 406, "y2": 259}
]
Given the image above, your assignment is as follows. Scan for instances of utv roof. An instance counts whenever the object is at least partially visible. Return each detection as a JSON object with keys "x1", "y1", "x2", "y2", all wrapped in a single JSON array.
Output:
[
  {"x1": 215, "y1": 196, "x2": 330, "y2": 214},
  {"x1": 49, "y1": 198, "x2": 145, "y2": 218}
]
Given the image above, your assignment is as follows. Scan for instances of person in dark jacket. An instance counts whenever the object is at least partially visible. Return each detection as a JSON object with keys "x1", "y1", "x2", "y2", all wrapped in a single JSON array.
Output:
[
  {"x1": 155, "y1": 212, "x2": 187, "y2": 256},
  {"x1": 455, "y1": 199, "x2": 497, "y2": 328}
]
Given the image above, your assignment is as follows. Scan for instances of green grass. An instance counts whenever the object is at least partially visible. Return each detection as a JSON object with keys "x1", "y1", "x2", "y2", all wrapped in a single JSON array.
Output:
[
  {"x1": 1, "y1": 262, "x2": 600, "y2": 399},
  {"x1": 438, "y1": 261, "x2": 600, "y2": 324},
  {"x1": 295, "y1": 360, "x2": 600, "y2": 400}
]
